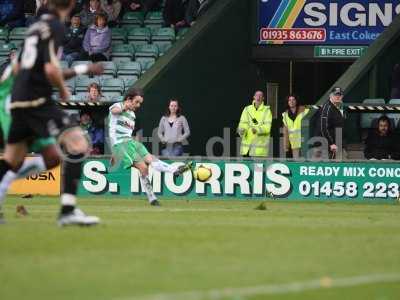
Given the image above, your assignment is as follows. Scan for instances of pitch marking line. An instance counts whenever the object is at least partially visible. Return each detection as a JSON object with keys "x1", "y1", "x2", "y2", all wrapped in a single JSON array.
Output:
[{"x1": 119, "y1": 273, "x2": 400, "y2": 300}]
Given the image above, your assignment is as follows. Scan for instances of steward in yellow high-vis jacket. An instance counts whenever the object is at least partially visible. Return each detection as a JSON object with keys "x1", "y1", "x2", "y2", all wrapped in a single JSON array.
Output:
[
  {"x1": 237, "y1": 91, "x2": 272, "y2": 157},
  {"x1": 282, "y1": 94, "x2": 309, "y2": 159}
]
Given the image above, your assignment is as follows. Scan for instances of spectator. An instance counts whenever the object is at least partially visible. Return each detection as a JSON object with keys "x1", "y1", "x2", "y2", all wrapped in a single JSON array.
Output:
[
  {"x1": 82, "y1": 13, "x2": 112, "y2": 62},
  {"x1": 101, "y1": 0, "x2": 122, "y2": 26},
  {"x1": 313, "y1": 87, "x2": 345, "y2": 159},
  {"x1": 122, "y1": 0, "x2": 161, "y2": 15},
  {"x1": 80, "y1": 112, "x2": 105, "y2": 154},
  {"x1": 157, "y1": 99, "x2": 190, "y2": 157},
  {"x1": 163, "y1": 0, "x2": 186, "y2": 28},
  {"x1": 62, "y1": 14, "x2": 86, "y2": 66},
  {"x1": 84, "y1": 82, "x2": 107, "y2": 102},
  {"x1": 237, "y1": 91, "x2": 272, "y2": 157},
  {"x1": 390, "y1": 64, "x2": 400, "y2": 99},
  {"x1": 0, "y1": 47, "x2": 17, "y2": 76},
  {"x1": 282, "y1": 94, "x2": 309, "y2": 159},
  {"x1": 364, "y1": 116, "x2": 399, "y2": 160},
  {"x1": 80, "y1": 0, "x2": 104, "y2": 28},
  {"x1": 0, "y1": 0, "x2": 25, "y2": 29}
]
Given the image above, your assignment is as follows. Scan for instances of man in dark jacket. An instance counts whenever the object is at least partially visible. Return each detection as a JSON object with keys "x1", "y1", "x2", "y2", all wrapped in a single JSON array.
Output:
[
  {"x1": 313, "y1": 87, "x2": 345, "y2": 159},
  {"x1": 62, "y1": 14, "x2": 86, "y2": 66},
  {"x1": 364, "y1": 115, "x2": 399, "y2": 160}
]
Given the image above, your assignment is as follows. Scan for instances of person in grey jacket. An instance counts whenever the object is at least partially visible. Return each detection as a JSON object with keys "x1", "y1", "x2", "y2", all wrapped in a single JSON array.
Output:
[
  {"x1": 158, "y1": 99, "x2": 190, "y2": 157},
  {"x1": 82, "y1": 13, "x2": 112, "y2": 61}
]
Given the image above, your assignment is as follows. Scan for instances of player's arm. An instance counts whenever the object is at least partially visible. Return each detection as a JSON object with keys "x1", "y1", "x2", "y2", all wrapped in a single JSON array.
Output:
[
  {"x1": 62, "y1": 63, "x2": 104, "y2": 80},
  {"x1": 110, "y1": 103, "x2": 123, "y2": 114}
]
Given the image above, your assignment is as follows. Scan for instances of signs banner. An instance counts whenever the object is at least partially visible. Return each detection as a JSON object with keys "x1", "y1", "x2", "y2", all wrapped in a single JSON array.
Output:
[
  {"x1": 259, "y1": 0, "x2": 400, "y2": 45},
  {"x1": 78, "y1": 159, "x2": 400, "y2": 203},
  {"x1": 8, "y1": 160, "x2": 61, "y2": 196}
]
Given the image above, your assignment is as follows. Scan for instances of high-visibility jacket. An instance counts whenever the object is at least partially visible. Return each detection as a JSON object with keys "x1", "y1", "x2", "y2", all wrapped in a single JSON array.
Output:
[
  {"x1": 237, "y1": 102, "x2": 272, "y2": 157},
  {"x1": 282, "y1": 108, "x2": 309, "y2": 150}
]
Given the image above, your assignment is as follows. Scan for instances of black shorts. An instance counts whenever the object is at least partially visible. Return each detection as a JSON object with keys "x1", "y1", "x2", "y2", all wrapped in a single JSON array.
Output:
[{"x1": 7, "y1": 101, "x2": 73, "y2": 144}]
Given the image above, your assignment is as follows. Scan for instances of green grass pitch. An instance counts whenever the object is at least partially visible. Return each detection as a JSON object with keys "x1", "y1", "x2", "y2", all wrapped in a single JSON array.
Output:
[{"x1": 1, "y1": 196, "x2": 400, "y2": 300}]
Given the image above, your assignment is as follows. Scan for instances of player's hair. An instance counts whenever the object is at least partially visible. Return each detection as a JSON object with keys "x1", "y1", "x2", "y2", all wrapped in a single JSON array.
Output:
[
  {"x1": 48, "y1": 0, "x2": 73, "y2": 10},
  {"x1": 165, "y1": 99, "x2": 182, "y2": 117},
  {"x1": 124, "y1": 88, "x2": 144, "y2": 101},
  {"x1": 94, "y1": 13, "x2": 108, "y2": 26}
]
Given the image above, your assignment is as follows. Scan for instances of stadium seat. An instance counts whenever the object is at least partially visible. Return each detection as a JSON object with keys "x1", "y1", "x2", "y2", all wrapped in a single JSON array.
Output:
[
  {"x1": 144, "y1": 11, "x2": 163, "y2": 29},
  {"x1": 111, "y1": 28, "x2": 126, "y2": 44},
  {"x1": 0, "y1": 42, "x2": 17, "y2": 58},
  {"x1": 122, "y1": 77, "x2": 138, "y2": 91},
  {"x1": 71, "y1": 60, "x2": 91, "y2": 68},
  {"x1": 176, "y1": 28, "x2": 189, "y2": 40},
  {"x1": 101, "y1": 61, "x2": 117, "y2": 77},
  {"x1": 121, "y1": 12, "x2": 144, "y2": 26},
  {"x1": 9, "y1": 27, "x2": 27, "y2": 44},
  {"x1": 75, "y1": 76, "x2": 100, "y2": 93},
  {"x1": 0, "y1": 28, "x2": 9, "y2": 42},
  {"x1": 153, "y1": 41, "x2": 172, "y2": 56},
  {"x1": 136, "y1": 57, "x2": 155, "y2": 73},
  {"x1": 111, "y1": 43, "x2": 134, "y2": 62},
  {"x1": 134, "y1": 44, "x2": 159, "y2": 58},
  {"x1": 362, "y1": 98, "x2": 385, "y2": 105},
  {"x1": 388, "y1": 99, "x2": 400, "y2": 104},
  {"x1": 101, "y1": 78, "x2": 124, "y2": 94},
  {"x1": 360, "y1": 99, "x2": 386, "y2": 129},
  {"x1": 151, "y1": 27, "x2": 175, "y2": 42},
  {"x1": 127, "y1": 27, "x2": 151, "y2": 44},
  {"x1": 117, "y1": 61, "x2": 141, "y2": 77}
]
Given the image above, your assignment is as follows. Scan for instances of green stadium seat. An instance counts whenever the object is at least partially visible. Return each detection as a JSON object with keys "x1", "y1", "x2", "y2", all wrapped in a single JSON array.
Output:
[
  {"x1": 9, "y1": 27, "x2": 27, "y2": 44},
  {"x1": 111, "y1": 43, "x2": 134, "y2": 61},
  {"x1": 75, "y1": 76, "x2": 100, "y2": 92},
  {"x1": 362, "y1": 98, "x2": 385, "y2": 105},
  {"x1": 0, "y1": 28, "x2": 9, "y2": 42},
  {"x1": 153, "y1": 41, "x2": 172, "y2": 56},
  {"x1": 122, "y1": 77, "x2": 138, "y2": 90},
  {"x1": 0, "y1": 42, "x2": 17, "y2": 57},
  {"x1": 101, "y1": 78, "x2": 124, "y2": 94},
  {"x1": 136, "y1": 57, "x2": 155, "y2": 73},
  {"x1": 111, "y1": 95, "x2": 124, "y2": 102},
  {"x1": 151, "y1": 27, "x2": 175, "y2": 42},
  {"x1": 121, "y1": 12, "x2": 144, "y2": 26},
  {"x1": 127, "y1": 27, "x2": 151, "y2": 44},
  {"x1": 386, "y1": 100, "x2": 400, "y2": 128},
  {"x1": 117, "y1": 61, "x2": 141, "y2": 77},
  {"x1": 144, "y1": 11, "x2": 163, "y2": 29},
  {"x1": 111, "y1": 28, "x2": 126, "y2": 43},
  {"x1": 71, "y1": 60, "x2": 91, "y2": 68},
  {"x1": 360, "y1": 99, "x2": 386, "y2": 129},
  {"x1": 134, "y1": 44, "x2": 159, "y2": 58},
  {"x1": 101, "y1": 61, "x2": 117, "y2": 77},
  {"x1": 388, "y1": 99, "x2": 400, "y2": 104}
]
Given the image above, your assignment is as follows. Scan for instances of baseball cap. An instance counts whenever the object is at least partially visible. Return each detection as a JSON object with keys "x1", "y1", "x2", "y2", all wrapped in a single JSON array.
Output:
[{"x1": 331, "y1": 87, "x2": 344, "y2": 96}]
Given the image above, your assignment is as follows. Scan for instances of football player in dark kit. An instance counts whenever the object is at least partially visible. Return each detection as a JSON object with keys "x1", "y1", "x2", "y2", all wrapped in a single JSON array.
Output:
[{"x1": 0, "y1": 0, "x2": 104, "y2": 226}]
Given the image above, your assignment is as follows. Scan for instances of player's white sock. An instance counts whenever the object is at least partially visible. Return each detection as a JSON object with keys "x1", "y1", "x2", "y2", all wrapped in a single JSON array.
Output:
[
  {"x1": 0, "y1": 156, "x2": 46, "y2": 206},
  {"x1": 150, "y1": 160, "x2": 177, "y2": 173},
  {"x1": 61, "y1": 193, "x2": 77, "y2": 206},
  {"x1": 140, "y1": 175, "x2": 157, "y2": 203}
]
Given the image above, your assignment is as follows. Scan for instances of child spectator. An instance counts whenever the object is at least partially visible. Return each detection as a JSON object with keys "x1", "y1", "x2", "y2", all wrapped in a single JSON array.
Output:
[
  {"x1": 101, "y1": 0, "x2": 122, "y2": 26},
  {"x1": 82, "y1": 13, "x2": 112, "y2": 62},
  {"x1": 80, "y1": 112, "x2": 105, "y2": 155},
  {"x1": 364, "y1": 115, "x2": 399, "y2": 160},
  {"x1": 80, "y1": 0, "x2": 104, "y2": 27},
  {"x1": 62, "y1": 14, "x2": 86, "y2": 66},
  {"x1": 157, "y1": 99, "x2": 190, "y2": 157},
  {"x1": 84, "y1": 82, "x2": 107, "y2": 102}
]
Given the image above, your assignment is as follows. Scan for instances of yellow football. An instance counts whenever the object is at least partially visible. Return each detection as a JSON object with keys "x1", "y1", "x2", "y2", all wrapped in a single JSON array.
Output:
[{"x1": 193, "y1": 165, "x2": 212, "y2": 182}]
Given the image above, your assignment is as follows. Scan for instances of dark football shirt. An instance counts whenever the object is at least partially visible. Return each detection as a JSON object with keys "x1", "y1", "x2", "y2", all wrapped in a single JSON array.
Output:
[{"x1": 11, "y1": 12, "x2": 65, "y2": 104}]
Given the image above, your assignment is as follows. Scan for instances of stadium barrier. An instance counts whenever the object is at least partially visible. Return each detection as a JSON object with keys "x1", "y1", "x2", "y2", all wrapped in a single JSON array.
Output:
[
  {"x1": 78, "y1": 158, "x2": 400, "y2": 203},
  {"x1": 8, "y1": 157, "x2": 61, "y2": 196}
]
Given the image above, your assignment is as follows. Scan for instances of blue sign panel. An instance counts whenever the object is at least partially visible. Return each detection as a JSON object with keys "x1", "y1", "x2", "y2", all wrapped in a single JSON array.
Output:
[{"x1": 259, "y1": 0, "x2": 400, "y2": 45}]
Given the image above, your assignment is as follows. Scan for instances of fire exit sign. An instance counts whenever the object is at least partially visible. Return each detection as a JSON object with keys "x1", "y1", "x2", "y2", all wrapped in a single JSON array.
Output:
[{"x1": 314, "y1": 46, "x2": 368, "y2": 58}]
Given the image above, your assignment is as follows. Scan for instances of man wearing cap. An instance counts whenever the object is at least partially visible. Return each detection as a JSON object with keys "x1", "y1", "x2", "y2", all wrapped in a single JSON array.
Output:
[{"x1": 314, "y1": 87, "x2": 345, "y2": 159}]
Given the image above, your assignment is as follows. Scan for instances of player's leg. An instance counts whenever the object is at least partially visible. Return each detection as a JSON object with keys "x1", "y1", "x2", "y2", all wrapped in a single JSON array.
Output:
[
  {"x1": 57, "y1": 127, "x2": 100, "y2": 226},
  {"x1": 134, "y1": 160, "x2": 159, "y2": 206}
]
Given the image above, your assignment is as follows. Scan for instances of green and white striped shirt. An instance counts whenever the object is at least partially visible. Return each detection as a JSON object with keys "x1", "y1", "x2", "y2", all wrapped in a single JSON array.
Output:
[{"x1": 108, "y1": 102, "x2": 136, "y2": 146}]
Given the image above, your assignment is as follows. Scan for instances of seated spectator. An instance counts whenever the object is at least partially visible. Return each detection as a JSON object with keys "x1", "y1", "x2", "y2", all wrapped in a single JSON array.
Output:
[
  {"x1": 0, "y1": 0, "x2": 25, "y2": 29},
  {"x1": 80, "y1": 112, "x2": 105, "y2": 154},
  {"x1": 82, "y1": 13, "x2": 112, "y2": 62},
  {"x1": 62, "y1": 14, "x2": 86, "y2": 66},
  {"x1": 157, "y1": 99, "x2": 190, "y2": 157},
  {"x1": 80, "y1": 0, "x2": 104, "y2": 28},
  {"x1": 84, "y1": 82, "x2": 107, "y2": 102},
  {"x1": 163, "y1": 0, "x2": 186, "y2": 28},
  {"x1": 101, "y1": 0, "x2": 122, "y2": 26},
  {"x1": 0, "y1": 47, "x2": 17, "y2": 76},
  {"x1": 364, "y1": 116, "x2": 399, "y2": 160},
  {"x1": 122, "y1": 0, "x2": 161, "y2": 15}
]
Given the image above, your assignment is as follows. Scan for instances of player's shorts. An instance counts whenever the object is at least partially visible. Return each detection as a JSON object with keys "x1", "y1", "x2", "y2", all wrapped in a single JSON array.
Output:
[
  {"x1": 112, "y1": 139, "x2": 150, "y2": 169},
  {"x1": 7, "y1": 100, "x2": 72, "y2": 144}
]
